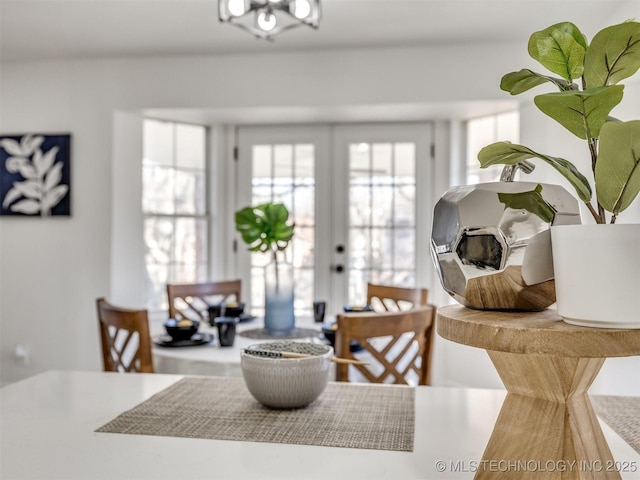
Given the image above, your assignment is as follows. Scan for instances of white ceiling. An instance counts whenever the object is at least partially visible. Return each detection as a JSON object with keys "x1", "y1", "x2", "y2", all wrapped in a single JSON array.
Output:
[
  {"x1": 2, "y1": 0, "x2": 637, "y2": 124},
  {"x1": 1, "y1": 0, "x2": 638, "y2": 62}
]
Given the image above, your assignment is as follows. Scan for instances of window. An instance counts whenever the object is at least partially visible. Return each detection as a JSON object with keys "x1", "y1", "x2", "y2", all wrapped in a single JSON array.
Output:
[
  {"x1": 142, "y1": 119, "x2": 208, "y2": 311},
  {"x1": 466, "y1": 111, "x2": 519, "y2": 183}
]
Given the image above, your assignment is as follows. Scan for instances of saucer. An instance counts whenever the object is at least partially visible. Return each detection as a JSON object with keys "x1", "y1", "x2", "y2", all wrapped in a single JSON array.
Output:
[{"x1": 153, "y1": 332, "x2": 214, "y2": 348}]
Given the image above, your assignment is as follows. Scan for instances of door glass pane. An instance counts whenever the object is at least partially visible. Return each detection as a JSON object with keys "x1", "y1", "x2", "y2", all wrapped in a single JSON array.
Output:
[
  {"x1": 249, "y1": 143, "x2": 315, "y2": 316},
  {"x1": 348, "y1": 140, "x2": 418, "y2": 306}
]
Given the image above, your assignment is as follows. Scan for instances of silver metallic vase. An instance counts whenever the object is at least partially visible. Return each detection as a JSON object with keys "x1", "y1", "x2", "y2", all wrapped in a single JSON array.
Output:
[{"x1": 431, "y1": 164, "x2": 580, "y2": 311}]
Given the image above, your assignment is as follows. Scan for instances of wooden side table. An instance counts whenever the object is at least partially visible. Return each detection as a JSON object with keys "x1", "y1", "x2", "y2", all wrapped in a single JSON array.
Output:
[{"x1": 437, "y1": 305, "x2": 640, "y2": 480}]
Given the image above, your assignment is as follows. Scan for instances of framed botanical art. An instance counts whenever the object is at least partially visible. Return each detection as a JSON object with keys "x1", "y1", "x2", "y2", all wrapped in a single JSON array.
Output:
[{"x1": 0, "y1": 133, "x2": 71, "y2": 216}]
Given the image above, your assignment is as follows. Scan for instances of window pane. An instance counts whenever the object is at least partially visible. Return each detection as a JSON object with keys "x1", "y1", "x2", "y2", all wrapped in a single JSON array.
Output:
[
  {"x1": 395, "y1": 185, "x2": 415, "y2": 225},
  {"x1": 371, "y1": 185, "x2": 392, "y2": 227},
  {"x1": 350, "y1": 143, "x2": 370, "y2": 185},
  {"x1": 394, "y1": 228, "x2": 415, "y2": 269},
  {"x1": 176, "y1": 124, "x2": 206, "y2": 169},
  {"x1": 349, "y1": 227, "x2": 370, "y2": 270},
  {"x1": 175, "y1": 170, "x2": 206, "y2": 215},
  {"x1": 466, "y1": 112, "x2": 519, "y2": 184},
  {"x1": 295, "y1": 145, "x2": 314, "y2": 182},
  {"x1": 253, "y1": 145, "x2": 272, "y2": 179},
  {"x1": 395, "y1": 143, "x2": 415, "y2": 181},
  {"x1": 349, "y1": 185, "x2": 370, "y2": 227},
  {"x1": 370, "y1": 227, "x2": 392, "y2": 270},
  {"x1": 143, "y1": 165, "x2": 175, "y2": 214},
  {"x1": 143, "y1": 120, "x2": 173, "y2": 167},
  {"x1": 293, "y1": 186, "x2": 314, "y2": 226},
  {"x1": 372, "y1": 143, "x2": 392, "y2": 184},
  {"x1": 292, "y1": 226, "x2": 314, "y2": 268},
  {"x1": 274, "y1": 144, "x2": 293, "y2": 179}
]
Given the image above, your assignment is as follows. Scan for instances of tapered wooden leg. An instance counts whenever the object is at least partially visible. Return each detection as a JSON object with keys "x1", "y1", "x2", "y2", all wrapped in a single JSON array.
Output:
[{"x1": 474, "y1": 351, "x2": 619, "y2": 480}]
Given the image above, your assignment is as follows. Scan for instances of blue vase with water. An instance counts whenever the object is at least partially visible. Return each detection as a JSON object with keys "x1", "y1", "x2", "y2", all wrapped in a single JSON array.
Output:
[{"x1": 264, "y1": 261, "x2": 295, "y2": 335}]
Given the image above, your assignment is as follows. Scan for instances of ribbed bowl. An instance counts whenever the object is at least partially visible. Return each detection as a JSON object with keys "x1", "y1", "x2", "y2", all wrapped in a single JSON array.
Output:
[{"x1": 241, "y1": 341, "x2": 333, "y2": 409}]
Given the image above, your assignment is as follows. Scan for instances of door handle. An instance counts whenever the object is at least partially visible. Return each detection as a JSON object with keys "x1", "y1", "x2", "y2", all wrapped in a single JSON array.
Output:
[{"x1": 331, "y1": 264, "x2": 344, "y2": 273}]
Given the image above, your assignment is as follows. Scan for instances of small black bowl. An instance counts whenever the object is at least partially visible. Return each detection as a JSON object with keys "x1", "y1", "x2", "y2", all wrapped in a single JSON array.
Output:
[
  {"x1": 209, "y1": 302, "x2": 245, "y2": 324},
  {"x1": 222, "y1": 301, "x2": 245, "y2": 317},
  {"x1": 164, "y1": 318, "x2": 200, "y2": 342}
]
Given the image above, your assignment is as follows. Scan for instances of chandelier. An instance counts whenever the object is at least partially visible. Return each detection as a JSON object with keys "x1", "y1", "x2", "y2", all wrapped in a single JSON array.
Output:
[{"x1": 218, "y1": 0, "x2": 321, "y2": 39}]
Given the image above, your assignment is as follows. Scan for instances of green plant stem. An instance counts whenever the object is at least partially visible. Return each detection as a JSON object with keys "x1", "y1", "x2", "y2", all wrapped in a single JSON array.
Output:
[
  {"x1": 586, "y1": 202, "x2": 602, "y2": 223},
  {"x1": 271, "y1": 250, "x2": 280, "y2": 293},
  {"x1": 586, "y1": 137, "x2": 607, "y2": 224}
]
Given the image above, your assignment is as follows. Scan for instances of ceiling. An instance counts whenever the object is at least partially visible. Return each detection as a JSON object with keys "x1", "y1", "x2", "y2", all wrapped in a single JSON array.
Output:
[
  {"x1": 1, "y1": 0, "x2": 638, "y2": 62},
  {"x1": 1, "y1": 0, "x2": 637, "y2": 124}
]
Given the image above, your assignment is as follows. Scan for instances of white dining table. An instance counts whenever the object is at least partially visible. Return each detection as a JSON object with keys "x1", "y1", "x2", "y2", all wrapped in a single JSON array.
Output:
[
  {"x1": 151, "y1": 315, "x2": 326, "y2": 377},
  {"x1": 1, "y1": 370, "x2": 639, "y2": 480}
]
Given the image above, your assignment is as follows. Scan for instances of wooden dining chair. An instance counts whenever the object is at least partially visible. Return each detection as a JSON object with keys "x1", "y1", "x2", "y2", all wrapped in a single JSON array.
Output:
[
  {"x1": 166, "y1": 279, "x2": 242, "y2": 321},
  {"x1": 366, "y1": 283, "x2": 429, "y2": 311},
  {"x1": 335, "y1": 305, "x2": 436, "y2": 386},
  {"x1": 96, "y1": 297, "x2": 154, "y2": 373}
]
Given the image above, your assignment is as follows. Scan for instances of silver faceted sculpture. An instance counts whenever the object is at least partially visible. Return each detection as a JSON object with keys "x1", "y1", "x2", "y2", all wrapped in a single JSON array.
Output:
[{"x1": 431, "y1": 164, "x2": 580, "y2": 311}]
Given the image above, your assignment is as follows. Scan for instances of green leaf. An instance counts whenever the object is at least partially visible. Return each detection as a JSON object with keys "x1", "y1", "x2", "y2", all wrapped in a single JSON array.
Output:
[
  {"x1": 595, "y1": 120, "x2": 640, "y2": 215},
  {"x1": 584, "y1": 21, "x2": 640, "y2": 87},
  {"x1": 500, "y1": 69, "x2": 572, "y2": 95},
  {"x1": 528, "y1": 22, "x2": 587, "y2": 82},
  {"x1": 478, "y1": 141, "x2": 592, "y2": 203},
  {"x1": 498, "y1": 184, "x2": 557, "y2": 223},
  {"x1": 235, "y1": 202, "x2": 295, "y2": 253},
  {"x1": 533, "y1": 85, "x2": 624, "y2": 139}
]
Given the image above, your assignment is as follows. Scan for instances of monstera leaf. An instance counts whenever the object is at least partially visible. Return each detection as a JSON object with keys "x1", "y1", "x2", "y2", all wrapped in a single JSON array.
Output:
[
  {"x1": 595, "y1": 121, "x2": 640, "y2": 215},
  {"x1": 235, "y1": 203, "x2": 295, "y2": 254}
]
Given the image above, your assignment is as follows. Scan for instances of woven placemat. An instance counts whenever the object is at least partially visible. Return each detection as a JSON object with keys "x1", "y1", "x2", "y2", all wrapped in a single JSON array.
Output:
[
  {"x1": 96, "y1": 376, "x2": 415, "y2": 452},
  {"x1": 592, "y1": 395, "x2": 640, "y2": 454},
  {"x1": 238, "y1": 327, "x2": 321, "y2": 340}
]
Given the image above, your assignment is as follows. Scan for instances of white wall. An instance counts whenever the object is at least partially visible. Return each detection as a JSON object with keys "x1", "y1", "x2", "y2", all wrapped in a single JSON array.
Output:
[{"x1": 1, "y1": 42, "x2": 638, "y2": 394}]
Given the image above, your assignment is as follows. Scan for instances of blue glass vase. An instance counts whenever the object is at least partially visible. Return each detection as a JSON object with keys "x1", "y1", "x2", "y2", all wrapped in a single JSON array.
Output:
[{"x1": 264, "y1": 261, "x2": 295, "y2": 335}]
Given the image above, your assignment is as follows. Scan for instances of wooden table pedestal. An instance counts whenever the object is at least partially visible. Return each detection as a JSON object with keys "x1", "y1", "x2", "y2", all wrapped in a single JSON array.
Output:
[{"x1": 437, "y1": 305, "x2": 640, "y2": 480}]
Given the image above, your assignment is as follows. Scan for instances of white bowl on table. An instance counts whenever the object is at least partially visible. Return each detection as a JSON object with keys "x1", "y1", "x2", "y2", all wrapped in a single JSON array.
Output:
[{"x1": 241, "y1": 341, "x2": 333, "y2": 409}]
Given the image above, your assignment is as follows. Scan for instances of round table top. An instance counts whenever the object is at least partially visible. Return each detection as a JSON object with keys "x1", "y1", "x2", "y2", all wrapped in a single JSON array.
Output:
[{"x1": 436, "y1": 304, "x2": 640, "y2": 358}]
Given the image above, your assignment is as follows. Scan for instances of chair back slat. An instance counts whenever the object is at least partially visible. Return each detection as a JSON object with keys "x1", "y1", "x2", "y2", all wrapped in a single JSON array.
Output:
[
  {"x1": 166, "y1": 280, "x2": 242, "y2": 321},
  {"x1": 366, "y1": 283, "x2": 428, "y2": 311},
  {"x1": 96, "y1": 297, "x2": 154, "y2": 373},
  {"x1": 335, "y1": 305, "x2": 435, "y2": 385}
]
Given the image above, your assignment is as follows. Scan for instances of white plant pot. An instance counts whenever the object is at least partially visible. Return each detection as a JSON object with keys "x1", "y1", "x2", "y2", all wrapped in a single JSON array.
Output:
[{"x1": 551, "y1": 224, "x2": 640, "y2": 329}]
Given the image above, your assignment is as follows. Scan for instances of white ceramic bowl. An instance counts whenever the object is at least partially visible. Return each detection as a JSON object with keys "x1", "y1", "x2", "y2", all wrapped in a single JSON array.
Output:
[{"x1": 241, "y1": 341, "x2": 333, "y2": 409}]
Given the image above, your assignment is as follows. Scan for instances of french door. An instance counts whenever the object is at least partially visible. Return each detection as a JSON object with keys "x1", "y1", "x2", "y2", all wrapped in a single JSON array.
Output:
[{"x1": 234, "y1": 123, "x2": 434, "y2": 316}]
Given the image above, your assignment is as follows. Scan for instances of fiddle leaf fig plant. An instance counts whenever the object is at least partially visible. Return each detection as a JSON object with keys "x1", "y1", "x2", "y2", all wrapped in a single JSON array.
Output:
[
  {"x1": 478, "y1": 20, "x2": 640, "y2": 224},
  {"x1": 235, "y1": 202, "x2": 295, "y2": 263}
]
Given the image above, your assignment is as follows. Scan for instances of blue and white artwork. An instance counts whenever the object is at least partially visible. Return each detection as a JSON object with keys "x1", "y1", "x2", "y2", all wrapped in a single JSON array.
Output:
[{"x1": 0, "y1": 133, "x2": 71, "y2": 216}]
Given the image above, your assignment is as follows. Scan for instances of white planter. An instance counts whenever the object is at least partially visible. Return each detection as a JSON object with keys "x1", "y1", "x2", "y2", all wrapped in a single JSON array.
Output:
[{"x1": 551, "y1": 224, "x2": 640, "y2": 329}]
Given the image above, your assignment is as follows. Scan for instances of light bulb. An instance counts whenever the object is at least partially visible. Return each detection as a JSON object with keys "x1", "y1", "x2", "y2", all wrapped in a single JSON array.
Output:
[
  {"x1": 227, "y1": 0, "x2": 246, "y2": 17},
  {"x1": 293, "y1": 0, "x2": 311, "y2": 19},
  {"x1": 257, "y1": 11, "x2": 277, "y2": 31}
]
